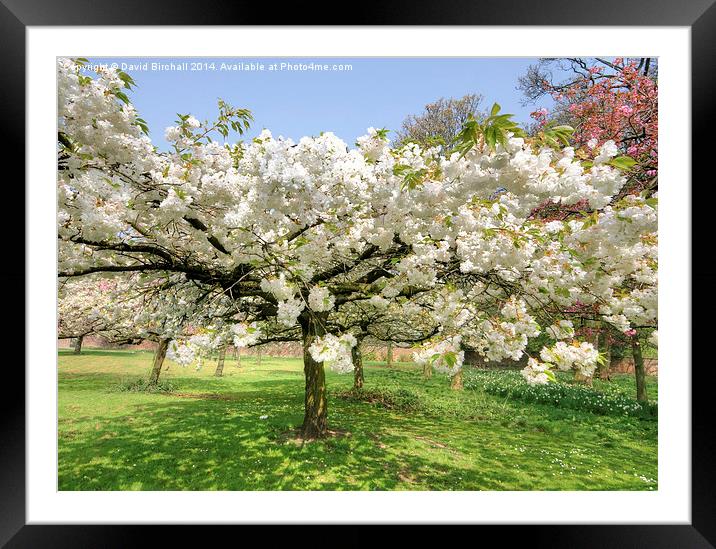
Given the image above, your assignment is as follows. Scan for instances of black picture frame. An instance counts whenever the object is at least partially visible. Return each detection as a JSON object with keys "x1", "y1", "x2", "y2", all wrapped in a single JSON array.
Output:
[{"x1": 3, "y1": 1, "x2": 712, "y2": 546}]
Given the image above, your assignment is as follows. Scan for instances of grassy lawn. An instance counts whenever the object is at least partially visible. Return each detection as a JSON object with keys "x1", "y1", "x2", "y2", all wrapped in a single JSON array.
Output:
[{"x1": 58, "y1": 349, "x2": 657, "y2": 491}]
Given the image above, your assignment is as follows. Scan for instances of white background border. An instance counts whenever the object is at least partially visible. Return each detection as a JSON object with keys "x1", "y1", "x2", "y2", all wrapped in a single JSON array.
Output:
[{"x1": 27, "y1": 26, "x2": 690, "y2": 524}]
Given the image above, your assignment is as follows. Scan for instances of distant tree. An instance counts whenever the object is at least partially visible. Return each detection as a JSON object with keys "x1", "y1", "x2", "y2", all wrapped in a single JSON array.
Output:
[
  {"x1": 214, "y1": 345, "x2": 227, "y2": 377},
  {"x1": 518, "y1": 57, "x2": 657, "y2": 104},
  {"x1": 395, "y1": 93, "x2": 485, "y2": 148},
  {"x1": 519, "y1": 57, "x2": 658, "y2": 197}
]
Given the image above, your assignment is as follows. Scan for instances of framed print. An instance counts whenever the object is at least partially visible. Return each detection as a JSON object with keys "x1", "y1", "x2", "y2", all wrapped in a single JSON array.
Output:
[{"x1": 3, "y1": 0, "x2": 714, "y2": 545}]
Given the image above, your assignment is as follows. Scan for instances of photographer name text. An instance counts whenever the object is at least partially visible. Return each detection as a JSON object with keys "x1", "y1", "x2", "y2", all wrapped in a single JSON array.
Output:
[{"x1": 97, "y1": 61, "x2": 352, "y2": 73}]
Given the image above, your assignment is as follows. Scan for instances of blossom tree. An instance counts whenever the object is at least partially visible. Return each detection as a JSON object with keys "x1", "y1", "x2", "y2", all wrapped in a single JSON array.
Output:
[
  {"x1": 519, "y1": 58, "x2": 658, "y2": 395},
  {"x1": 57, "y1": 59, "x2": 657, "y2": 437},
  {"x1": 521, "y1": 57, "x2": 658, "y2": 196},
  {"x1": 59, "y1": 271, "x2": 236, "y2": 385},
  {"x1": 58, "y1": 275, "x2": 131, "y2": 353}
]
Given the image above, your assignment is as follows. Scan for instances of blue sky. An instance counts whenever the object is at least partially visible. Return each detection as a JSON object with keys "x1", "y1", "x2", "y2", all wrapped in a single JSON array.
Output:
[{"x1": 89, "y1": 57, "x2": 555, "y2": 148}]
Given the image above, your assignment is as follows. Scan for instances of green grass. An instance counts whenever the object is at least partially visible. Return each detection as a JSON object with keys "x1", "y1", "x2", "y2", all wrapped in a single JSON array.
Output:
[{"x1": 58, "y1": 349, "x2": 658, "y2": 491}]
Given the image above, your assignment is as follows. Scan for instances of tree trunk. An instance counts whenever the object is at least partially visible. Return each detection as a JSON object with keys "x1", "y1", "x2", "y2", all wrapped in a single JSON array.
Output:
[
  {"x1": 300, "y1": 313, "x2": 328, "y2": 439},
  {"x1": 632, "y1": 337, "x2": 648, "y2": 403},
  {"x1": 574, "y1": 370, "x2": 593, "y2": 386},
  {"x1": 257, "y1": 346, "x2": 263, "y2": 367},
  {"x1": 423, "y1": 361, "x2": 432, "y2": 378},
  {"x1": 214, "y1": 346, "x2": 226, "y2": 377},
  {"x1": 148, "y1": 338, "x2": 170, "y2": 386},
  {"x1": 73, "y1": 335, "x2": 84, "y2": 355},
  {"x1": 450, "y1": 369, "x2": 463, "y2": 390},
  {"x1": 236, "y1": 347, "x2": 241, "y2": 368},
  {"x1": 386, "y1": 341, "x2": 393, "y2": 367},
  {"x1": 352, "y1": 343, "x2": 364, "y2": 390}
]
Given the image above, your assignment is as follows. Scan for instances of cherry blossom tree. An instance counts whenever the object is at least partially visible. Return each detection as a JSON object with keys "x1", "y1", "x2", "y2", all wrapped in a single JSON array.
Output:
[
  {"x1": 58, "y1": 275, "x2": 129, "y2": 353},
  {"x1": 59, "y1": 271, "x2": 236, "y2": 385},
  {"x1": 521, "y1": 57, "x2": 658, "y2": 196},
  {"x1": 519, "y1": 57, "x2": 658, "y2": 397},
  {"x1": 57, "y1": 58, "x2": 657, "y2": 437}
]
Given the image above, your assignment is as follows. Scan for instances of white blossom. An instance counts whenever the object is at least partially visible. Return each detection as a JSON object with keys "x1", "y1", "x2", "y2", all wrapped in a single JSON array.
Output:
[{"x1": 308, "y1": 286, "x2": 335, "y2": 312}]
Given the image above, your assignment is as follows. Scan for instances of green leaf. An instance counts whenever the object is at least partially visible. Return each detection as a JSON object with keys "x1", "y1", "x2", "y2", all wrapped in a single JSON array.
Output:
[
  {"x1": 554, "y1": 287, "x2": 571, "y2": 299},
  {"x1": 490, "y1": 103, "x2": 501, "y2": 117},
  {"x1": 114, "y1": 91, "x2": 130, "y2": 105},
  {"x1": 608, "y1": 156, "x2": 637, "y2": 170},
  {"x1": 375, "y1": 128, "x2": 390, "y2": 140},
  {"x1": 484, "y1": 126, "x2": 497, "y2": 151},
  {"x1": 118, "y1": 71, "x2": 136, "y2": 89},
  {"x1": 393, "y1": 164, "x2": 410, "y2": 176}
]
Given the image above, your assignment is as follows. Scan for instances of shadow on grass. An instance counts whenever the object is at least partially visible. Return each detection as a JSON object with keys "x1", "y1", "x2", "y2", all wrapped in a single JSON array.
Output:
[
  {"x1": 59, "y1": 349, "x2": 152, "y2": 357},
  {"x1": 58, "y1": 393, "x2": 477, "y2": 491},
  {"x1": 58, "y1": 358, "x2": 658, "y2": 491},
  {"x1": 58, "y1": 389, "x2": 657, "y2": 491}
]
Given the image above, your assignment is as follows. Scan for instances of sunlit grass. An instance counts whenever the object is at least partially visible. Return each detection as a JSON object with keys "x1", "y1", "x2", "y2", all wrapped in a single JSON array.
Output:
[{"x1": 58, "y1": 349, "x2": 657, "y2": 491}]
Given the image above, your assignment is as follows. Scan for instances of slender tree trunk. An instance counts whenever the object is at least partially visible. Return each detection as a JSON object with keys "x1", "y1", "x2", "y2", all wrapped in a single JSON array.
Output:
[
  {"x1": 423, "y1": 361, "x2": 432, "y2": 378},
  {"x1": 148, "y1": 338, "x2": 170, "y2": 386},
  {"x1": 386, "y1": 341, "x2": 393, "y2": 367},
  {"x1": 73, "y1": 335, "x2": 84, "y2": 355},
  {"x1": 300, "y1": 313, "x2": 328, "y2": 439},
  {"x1": 235, "y1": 347, "x2": 241, "y2": 368},
  {"x1": 450, "y1": 369, "x2": 463, "y2": 390},
  {"x1": 352, "y1": 342, "x2": 364, "y2": 390},
  {"x1": 214, "y1": 346, "x2": 227, "y2": 377},
  {"x1": 257, "y1": 346, "x2": 263, "y2": 367},
  {"x1": 574, "y1": 370, "x2": 593, "y2": 386},
  {"x1": 632, "y1": 337, "x2": 648, "y2": 403}
]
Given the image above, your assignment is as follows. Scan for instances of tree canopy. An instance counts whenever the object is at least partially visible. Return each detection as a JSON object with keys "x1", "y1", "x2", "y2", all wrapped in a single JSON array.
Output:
[{"x1": 57, "y1": 58, "x2": 657, "y2": 437}]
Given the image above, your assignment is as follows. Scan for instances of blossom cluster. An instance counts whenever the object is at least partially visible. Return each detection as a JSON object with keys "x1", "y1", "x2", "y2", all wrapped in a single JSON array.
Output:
[
  {"x1": 308, "y1": 333, "x2": 358, "y2": 373},
  {"x1": 167, "y1": 339, "x2": 196, "y2": 366},
  {"x1": 546, "y1": 320, "x2": 575, "y2": 341},
  {"x1": 231, "y1": 322, "x2": 262, "y2": 348},
  {"x1": 545, "y1": 341, "x2": 599, "y2": 376},
  {"x1": 521, "y1": 358, "x2": 554, "y2": 386},
  {"x1": 308, "y1": 286, "x2": 335, "y2": 312},
  {"x1": 413, "y1": 336, "x2": 465, "y2": 377}
]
